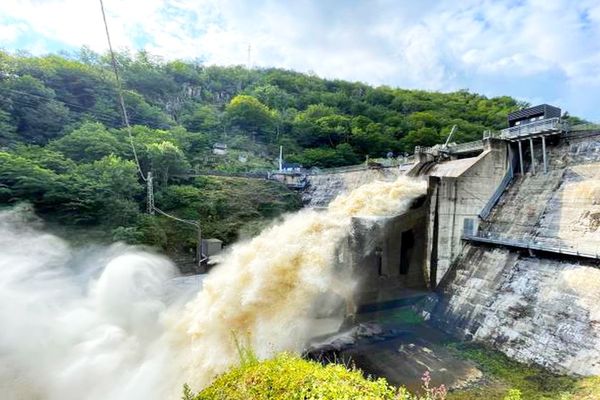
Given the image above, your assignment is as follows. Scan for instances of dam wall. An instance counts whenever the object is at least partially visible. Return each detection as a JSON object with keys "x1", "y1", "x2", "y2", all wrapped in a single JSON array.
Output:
[
  {"x1": 433, "y1": 131, "x2": 600, "y2": 375},
  {"x1": 425, "y1": 138, "x2": 510, "y2": 286},
  {"x1": 480, "y1": 131, "x2": 600, "y2": 254},
  {"x1": 347, "y1": 201, "x2": 429, "y2": 308},
  {"x1": 302, "y1": 168, "x2": 404, "y2": 207},
  {"x1": 434, "y1": 244, "x2": 600, "y2": 375},
  {"x1": 299, "y1": 127, "x2": 600, "y2": 376}
]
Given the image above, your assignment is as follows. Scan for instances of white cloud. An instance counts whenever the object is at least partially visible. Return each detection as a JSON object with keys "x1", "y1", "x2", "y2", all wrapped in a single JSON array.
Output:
[
  {"x1": 0, "y1": 0, "x2": 599, "y2": 120},
  {"x1": 0, "y1": 22, "x2": 26, "y2": 43}
]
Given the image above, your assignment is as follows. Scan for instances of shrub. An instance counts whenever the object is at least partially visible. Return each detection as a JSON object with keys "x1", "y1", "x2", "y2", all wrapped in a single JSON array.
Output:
[
  {"x1": 186, "y1": 353, "x2": 447, "y2": 400},
  {"x1": 503, "y1": 389, "x2": 522, "y2": 400},
  {"x1": 190, "y1": 353, "x2": 400, "y2": 400}
]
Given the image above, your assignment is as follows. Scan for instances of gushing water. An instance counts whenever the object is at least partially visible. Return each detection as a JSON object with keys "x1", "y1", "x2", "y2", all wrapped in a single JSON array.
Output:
[{"x1": 0, "y1": 177, "x2": 426, "y2": 399}]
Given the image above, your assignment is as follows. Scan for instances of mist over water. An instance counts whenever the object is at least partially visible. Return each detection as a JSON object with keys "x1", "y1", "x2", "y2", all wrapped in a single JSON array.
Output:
[
  {"x1": 0, "y1": 176, "x2": 426, "y2": 399},
  {"x1": 0, "y1": 208, "x2": 185, "y2": 400}
]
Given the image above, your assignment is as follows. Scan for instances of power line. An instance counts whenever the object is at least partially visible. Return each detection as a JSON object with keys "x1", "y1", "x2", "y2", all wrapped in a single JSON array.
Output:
[
  {"x1": 5, "y1": 89, "x2": 121, "y2": 125},
  {"x1": 99, "y1": 0, "x2": 145, "y2": 182},
  {"x1": 153, "y1": 206, "x2": 199, "y2": 228},
  {"x1": 97, "y1": 0, "x2": 205, "y2": 266},
  {"x1": 4, "y1": 88, "x2": 165, "y2": 127}
]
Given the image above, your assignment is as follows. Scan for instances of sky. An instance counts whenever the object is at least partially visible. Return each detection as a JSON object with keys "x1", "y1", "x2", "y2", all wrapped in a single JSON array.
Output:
[{"x1": 1, "y1": 0, "x2": 599, "y2": 121}]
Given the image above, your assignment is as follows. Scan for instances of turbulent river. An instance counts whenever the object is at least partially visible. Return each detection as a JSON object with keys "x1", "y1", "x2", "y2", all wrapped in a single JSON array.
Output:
[{"x1": 0, "y1": 177, "x2": 426, "y2": 400}]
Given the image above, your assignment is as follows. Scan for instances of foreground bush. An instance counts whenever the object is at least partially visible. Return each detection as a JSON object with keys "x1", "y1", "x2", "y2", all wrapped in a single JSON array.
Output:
[{"x1": 186, "y1": 353, "x2": 447, "y2": 400}]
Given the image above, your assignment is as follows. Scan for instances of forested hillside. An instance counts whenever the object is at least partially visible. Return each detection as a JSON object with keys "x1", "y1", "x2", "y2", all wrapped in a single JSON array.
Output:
[{"x1": 0, "y1": 49, "x2": 527, "y2": 260}]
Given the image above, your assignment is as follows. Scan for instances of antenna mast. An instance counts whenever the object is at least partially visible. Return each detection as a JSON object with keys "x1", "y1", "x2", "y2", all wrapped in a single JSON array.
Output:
[{"x1": 247, "y1": 43, "x2": 251, "y2": 69}]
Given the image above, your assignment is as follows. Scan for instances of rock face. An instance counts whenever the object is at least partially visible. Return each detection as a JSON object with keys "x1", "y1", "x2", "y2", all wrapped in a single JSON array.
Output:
[{"x1": 434, "y1": 132, "x2": 600, "y2": 376}]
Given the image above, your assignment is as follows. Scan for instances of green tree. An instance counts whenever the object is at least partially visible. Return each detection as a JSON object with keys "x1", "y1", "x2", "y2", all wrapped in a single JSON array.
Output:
[
  {"x1": 53, "y1": 155, "x2": 142, "y2": 225},
  {"x1": 181, "y1": 105, "x2": 221, "y2": 134},
  {"x1": 3, "y1": 75, "x2": 70, "y2": 143},
  {"x1": 0, "y1": 109, "x2": 17, "y2": 146},
  {"x1": 314, "y1": 114, "x2": 352, "y2": 147},
  {"x1": 226, "y1": 95, "x2": 275, "y2": 143},
  {"x1": 121, "y1": 50, "x2": 178, "y2": 101},
  {"x1": 400, "y1": 127, "x2": 441, "y2": 153},
  {"x1": 13, "y1": 145, "x2": 76, "y2": 173},
  {"x1": 0, "y1": 151, "x2": 57, "y2": 204},
  {"x1": 123, "y1": 91, "x2": 173, "y2": 129},
  {"x1": 147, "y1": 141, "x2": 191, "y2": 186},
  {"x1": 503, "y1": 389, "x2": 522, "y2": 400},
  {"x1": 251, "y1": 84, "x2": 294, "y2": 110},
  {"x1": 291, "y1": 104, "x2": 337, "y2": 147},
  {"x1": 290, "y1": 143, "x2": 359, "y2": 168},
  {"x1": 49, "y1": 122, "x2": 125, "y2": 162}
]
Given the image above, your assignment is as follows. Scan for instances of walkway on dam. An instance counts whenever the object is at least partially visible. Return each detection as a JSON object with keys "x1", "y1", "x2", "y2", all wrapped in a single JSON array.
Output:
[{"x1": 463, "y1": 233, "x2": 600, "y2": 261}]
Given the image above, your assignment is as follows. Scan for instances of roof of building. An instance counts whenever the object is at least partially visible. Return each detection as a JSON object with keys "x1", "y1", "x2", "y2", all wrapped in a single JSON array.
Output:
[
  {"x1": 282, "y1": 162, "x2": 303, "y2": 168},
  {"x1": 203, "y1": 238, "x2": 223, "y2": 243},
  {"x1": 429, "y1": 152, "x2": 486, "y2": 177},
  {"x1": 508, "y1": 104, "x2": 561, "y2": 123}
]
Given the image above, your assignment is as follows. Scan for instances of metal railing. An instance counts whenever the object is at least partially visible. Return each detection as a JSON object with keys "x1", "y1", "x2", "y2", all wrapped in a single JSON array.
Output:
[
  {"x1": 479, "y1": 166, "x2": 513, "y2": 221},
  {"x1": 500, "y1": 117, "x2": 562, "y2": 139},
  {"x1": 176, "y1": 170, "x2": 269, "y2": 179},
  {"x1": 414, "y1": 145, "x2": 433, "y2": 154},
  {"x1": 307, "y1": 164, "x2": 368, "y2": 175},
  {"x1": 569, "y1": 123, "x2": 600, "y2": 132},
  {"x1": 447, "y1": 140, "x2": 484, "y2": 154},
  {"x1": 403, "y1": 154, "x2": 416, "y2": 165},
  {"x1": 307, "y1": 157, "x2": 410, "y2": 175},
  {"x1": 463, "y1": 232, "x2": 600, "y2": 260},
  {"x1": 483, "y1": 130, "x2": 502, "y2": 139}
]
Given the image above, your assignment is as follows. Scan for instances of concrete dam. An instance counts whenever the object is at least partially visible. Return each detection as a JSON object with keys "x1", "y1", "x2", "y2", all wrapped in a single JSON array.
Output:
[{"x1": 300, "y1": 118, "x2": 600, "y2": 378}]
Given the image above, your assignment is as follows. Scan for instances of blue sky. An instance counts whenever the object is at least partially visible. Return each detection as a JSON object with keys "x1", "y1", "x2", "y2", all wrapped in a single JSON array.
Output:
[{"x1": 1, "y1": 0, "x2": 599, "y2": 121}]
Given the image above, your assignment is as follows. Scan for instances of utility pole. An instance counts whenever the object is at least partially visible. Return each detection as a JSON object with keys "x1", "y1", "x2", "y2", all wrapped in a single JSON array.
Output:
[
  {"x1": 147, "y1": 171, "x2": 155, "y2": 215},
  {"x1": 197, "y1": 222, "x2": 203, "y2": 269}
]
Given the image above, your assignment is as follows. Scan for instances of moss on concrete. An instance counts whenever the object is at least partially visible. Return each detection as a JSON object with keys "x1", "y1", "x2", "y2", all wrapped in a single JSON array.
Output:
[{"x1": 446, "y1": 343, "x2": 600, "y2": 400}]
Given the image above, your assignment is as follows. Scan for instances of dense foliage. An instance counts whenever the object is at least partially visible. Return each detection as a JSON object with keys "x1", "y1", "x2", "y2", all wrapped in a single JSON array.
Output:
[
  {"x1": 187, "y1": 353, "x2": 445, "y2": 400},
  {"x1": 0, "y1": 49, "x2": 531, "y2": 256},
  {"x1": 1, "y1": 49, "x2": 525, "y2": 162}
]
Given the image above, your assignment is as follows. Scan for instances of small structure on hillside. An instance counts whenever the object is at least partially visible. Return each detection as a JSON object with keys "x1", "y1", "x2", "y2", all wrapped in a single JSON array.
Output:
[
  {"x1": 268, "y1": 161, "x2": 307, "y2": 189},
  {"x1": 281, "y1": 162, "x2": 304, "y2": 172},
  {"x1": 212, "y1": 143, "x2": 228, "y2": 155},
  {"x1": 202, "y1": 238, "x2": 223, "y2": 257}
]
